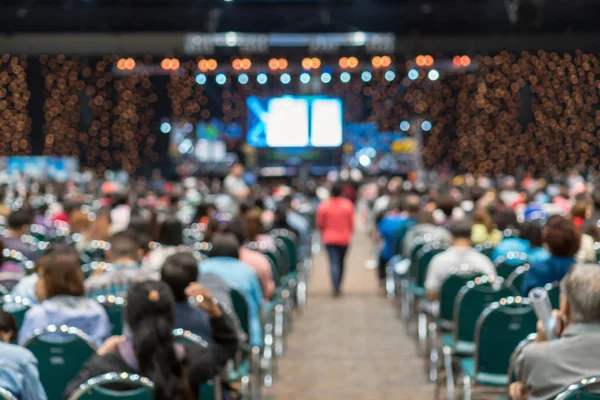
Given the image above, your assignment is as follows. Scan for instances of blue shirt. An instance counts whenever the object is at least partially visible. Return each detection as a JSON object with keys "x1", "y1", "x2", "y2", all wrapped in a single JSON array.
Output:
[
  {"x1": 200, "y1": 257, "x2": 263, "y2": 346},
  {"x1": 492, "y1": 238, "x2": 551, "y2": 265},
  {"x1": 174, "y1": 302, "x2": 213, "y2": 342},
  {"x1": 521, "y1": 255, "x2": 576, "y2": 296},
  {"x1": 9, "y1": 273, "x2": 40, "y2": 304},
  {"x1": 378, "y1": 215, "x2": 415, "y2": 261},
  {"x1": 0, "y1": 342, "x2": 47, "y2": 400},
  {"x1": 18, "y1": 295, "x2": 111, "y2": 348}
]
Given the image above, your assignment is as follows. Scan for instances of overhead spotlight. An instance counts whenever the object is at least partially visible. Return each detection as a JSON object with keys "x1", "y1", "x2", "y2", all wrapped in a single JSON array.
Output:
[
  {"x1": 198, "y1": 59, "x2": 209, "y2": 72},
  {"x1": 347, "y1": 57, "x2": 359, "y2": 68},
  {"x1": 339, "y1": 57, "x2": 349, "y2": 69},
  {"x1": 452, "y1": 56, "x2": 462, "y2": 67},
  {"x1": 302, "y1": 58, "x2": 312, "y2": 70},
  {"x1": 232, "y1": 59, "x2": 242, "y2": 70},
  {"x1": 160, "y1": 122, "x2": 172, "y2": 134},
  {"x1": 300, "y1": 73, "x2": 311, "y2": 84},
  {"x1": 268, "y1": 58, "x2": 280, "y2": 70},
  {"x1": 117, "y1": 59, "x2": 127, "y2": 70},
  {"x1": 340, "y1": 72, "x2": 351, "y2": 83},
  {"x1": 279, "y1": 59, "x2": 288, "y2": 69},
  {"x1": 207, "y1": 59, "x2": 218, "y2": 71},
  {"x1": 238, "y1": 73, "x2": 249, "y2": 84},
  {"x1": 225, "y1": 32, "x2": 238, "y2": 47},
  {"x1": 381, "y1": 56, "x2": 392, "y2": 68},
  {"x1": 257, "y1": 73, "x2": 268, "y2": 84},
  {"x1": 421, "y1": 120, "x2": 432, "y2": 131},
  {"x1": 195, "y1": 74, "x2": 207, "y2": 85},
  {"x1": 321, "y1": 72, "x2": 332, "y2": 83},
  {"x1": 424, "y1": 55, "x2": 434, "y2": 66},
  {"x1": 416, "y1": 55, "x2": 426, "y2": 67},
  {"x1": 311, "y1": 58, "x2": 321, "y2": 69},
  {"x1": 162, "y1": 58, "x2": 179, "y2": 70},
  {"x1": 280, "y1": 73, "x2": 291, "y2": 84},
  {"x1": 352, "y1": 31, "x2": 367, "y2": 46},
  {"x1": 371, "y1": 56, "x2": 382, "y2": 68},
  {"x1": 361, "y1": 71, "x2": 372, "y2": 82},
  {"x1": 408, "y1": 69, "x2": 419, "y2": 80},
  {"x1": 240, "y1": 58, "x2": 252, "y2": 69},
  {"x1": 460, "y1": 55, "x2": 471, "y2": 67},
  {"x1": 428, "y1": 69, "x2": 440, "y2": 81},
  {"x1": 400, "y1": 121, "x2": 410, "y2": 131},
  {"x1": 384, "y1": 70, "x2": 396, "y2": 81},
  {"x1": 215, "y1": 73, "x2": 227, "y2": 85}
]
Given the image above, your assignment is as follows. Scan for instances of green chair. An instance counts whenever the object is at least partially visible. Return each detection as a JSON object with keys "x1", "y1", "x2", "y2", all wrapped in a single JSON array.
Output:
[
  {"x1": 555, "y1": 376, "x2": 600, "y2": 400},
  {"x1": 24, "y1": 325, "x2": 96, "y2": 400},
  {"x1": 0, "y1": 285, "x2": 8, "y2": 296},
  {"x1": 96, "y1": 296, "x2": 126, "y2": 336},
  {"x1": 544, "y1": 281, "x2": 561, "y2": 309},
  {"x1": 0, "y1": 388, "x2": 17, "y2": 400},
  {"x1": 2, "y1": 295, "x2": 33, "y2": 330},
  {"x1": 460, "y1": 297, "x2": 537, "y2": 399},
  {"x1": 83, "y1": 240, "x2": 111, "y2": 262},
  {"x1": 474, "y1": 242, "x2": 495, "y2": 260},
  {"x1": 66, "y1": 372, "x2": 154, "y2": 400},
  {"x1": 494, "y1": 252, "x2": 528, "y2": 280},
  {"x1": 505, "y1": 264, "x2": 530, "y2": 295},
  {"x1": 193, "y1": 242, "x2": 213, "y2": 258},
  {"x1": 270, "y1": 229, "x2": 299, "y2": 274},
  {"x1": 595, "y1": 242, "x2": 600, "y2": 263},
  {"x1": 437, "y1": 276, "x2": 514, "y2": 399}
]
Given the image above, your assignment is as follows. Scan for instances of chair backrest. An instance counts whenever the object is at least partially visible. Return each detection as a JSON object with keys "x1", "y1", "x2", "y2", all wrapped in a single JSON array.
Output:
[
  {"x1": 229, "y1": 286, "x2": 250, "y2": 338},
  {"x1": 83, "y1": 240, "x2": 111, "y2": 262},
  {"x1": 271, "y1": 230, "x2": 298, "y2": 273},
  {"x1": 2, "y1": 248, "x2": 35, "y2": 273},
  {"x1": 555, "y1": 376, "x2": 600, "y2": 400},
  {"x1": 474, "y1": 241, "x2": 495, "y2": 260},
  {"x1": 544, "y1": 281, "x2": 561, "y2": 309},
  {"x1": 475, "y1": 297, "x2": 537, "y2": 378},
  {"x1": 453, "y1": 276, "x2": 515, "y2": 344},
  {"x1": 494, "y1": 252, "x2": 528, "y2": 279},
  {"x1": 2, "y1": 295, "x2": 33, "y2": 330},
  {"x1": 0, "y1": 284, "x2": 8, "y2": 296},
  {"x1": 24, "y1": 325, "x2": 97, "y2": 400},
  {"x1": 172, "y1": 330, "x2": 217, "y2": 400},
  {"x1": 96, "y1": 296, "x2": 126, "y2": 336},
  {"x1": 439, "y1": 268, "x2": 481, "y2": 324},
  {"x1": 415, "y1": 242, "x2": 449, "y2": 288},
  {"x1": 247, "y1": 242, "x2": 281, "y2": 290},
  {"x1": 0, "y1": 387, "x2": 18, "y2": 400},
  {"x1": 193, "y1": 242, "x2": 213, "y2": 258},
  {"x1": 505, "y1": 264, "x2": 530, "y2": 295},
  {"x1": 67, "y1": 372, "x2": 154, "y2": 400}
]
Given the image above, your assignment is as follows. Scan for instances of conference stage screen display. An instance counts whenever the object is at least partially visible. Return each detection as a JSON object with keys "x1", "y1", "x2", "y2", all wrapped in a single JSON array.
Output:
[{"x1": 246, "y1": 96, "x2": 343, "y2": 148}]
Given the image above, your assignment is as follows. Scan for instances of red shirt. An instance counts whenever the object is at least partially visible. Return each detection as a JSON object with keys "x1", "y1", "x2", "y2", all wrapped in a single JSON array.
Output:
[{"x1": 316, "y1": 197, "x2": 355, "y2": 246}]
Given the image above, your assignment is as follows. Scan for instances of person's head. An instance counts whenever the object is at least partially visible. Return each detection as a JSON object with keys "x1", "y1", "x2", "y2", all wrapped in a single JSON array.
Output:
[
  {"x1": 223, "y1": 219, "x2": 247, "y2": 246},
  {"x1": 209, "y1": 234, "x2": 241, "y2": 259},
  {"x1": 128, "y1": 214, "x2": 150, "y2": 235},
  {"x1": 161, "y1": 252, "x2": 199, "y2": 303},
  {"x1": 519, "y1": 221, "x2": 544, "y2": 248},
  {"x1": 243, "y1": 209, "x2": 265, "y2": 242},
  {"x1": 436, "y1": 196, "x2": 456, "y2": 218},
  {"x1": 404, "y1": 195, "x2": 420, "y2": 217},
  {"x1": 35, "y1": 252, "x2": 84, "y2": 302},
  {"x1": 231, "y1": 163, "x2": 244, "y2": 178},
  {"x1": 158, "y1": 215, "x2": 184, "y2": 247},
  {"x1": 0, "y1": 310, "x2": 18, "y2": 343},
  {"x1": 125, "y1": 281, "x2": 189, "y2": 399},
  {"x1": 112, "y1": 192, "x2": 129, "y2": 207},
  {"x1": 416, "y1": 211, "x2": 436, "y2": 225},
  {"x1": 109, "y1": 231, "x2": 143, "y2": 263},
  {"x1": 571, "y1": 201, "x2": 592, "y2": 222},
  {"x1": 543, "y1": 215, "x2": 581, "y2": 257},
  {"x1": 560, "y1": 264, "x2": 600, "y2": 325},
  {"x1": 493, "y1": 209, "x2": 519, "y2": 232},
  {"x1": 449, "y1": 219, "x2": 473, "y2": 246},
  {"x1": 472, "y1": 208, "x2": 495, "y2": 234},
  {"x1": 70, "y1": 210, "x2": 91, "y2": 234},
  {"x1": 330, "y1": 182, "x2": 343, "y2": 198},
  {"x1": 7, "y1": 209, "x2": 32, "y2": 236}
]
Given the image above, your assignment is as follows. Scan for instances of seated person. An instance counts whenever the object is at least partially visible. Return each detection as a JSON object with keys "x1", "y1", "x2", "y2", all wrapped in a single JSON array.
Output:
[
  {"x1": 510, "y1": 264, "x2": 600, "y2": 400},
  {"x1": 471, "y1": 208, "x2": 503, "y2": 246},
  {"x1": 85, "y1": 231, "x2": 157, "y2": 297},
  {"x1": 3, "y1": 209, "x2": 39, "y2": 261},
  {"x1": 425, "y1": 219, "x2": 497, "y2": 301},
  {"x1": 64, "y1": 281, "x2": 238, "y2": 400},
  {"x1": 0, "y1": 310, "x2": 47, "y2": 400},
  {"x1": 200, "y1": 234, "x2": 264, "y2": 347},
  {"x1": 18, "y1": 252, "x2": 111, "y2": 347},
  {"x1": 402, "y1": 211, "x2": 451, "y2": 259},
  {"x1": 161, "y1": 251, "x2": 241, "y2": 344},
  {"x1": 521, "y1": 215, "x2": 579, "y2": 296},
  {"x1": 493, "y1": 221, "x2": 550, "y2": 265}
]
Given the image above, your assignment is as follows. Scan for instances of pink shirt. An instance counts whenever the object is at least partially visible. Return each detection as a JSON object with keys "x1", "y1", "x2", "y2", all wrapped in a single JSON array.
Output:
[
  {"x1": 316, "y1": 197, "x2": 355, "y2": 246},
  {"x1": 239, "y1": 247, "x2": 275, "y2": 300}
]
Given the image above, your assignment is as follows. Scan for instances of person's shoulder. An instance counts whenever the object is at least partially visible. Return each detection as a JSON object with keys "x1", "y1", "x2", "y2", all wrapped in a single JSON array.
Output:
[{"x1": 0, "y1": 342, "x2": 37, "y2": 365}]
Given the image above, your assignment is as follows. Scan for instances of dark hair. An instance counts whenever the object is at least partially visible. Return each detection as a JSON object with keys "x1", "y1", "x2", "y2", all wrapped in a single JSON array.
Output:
[
  {"x1": 404, "y1": 195, "x2": 420, "y2": 215},
  {"x1": 112, "y1": 192, "x2": 129, "y2": 207},
  {"x1": 331, "y1": 182, "x2": 343, "y2": 198},
  {"x1": 520, "y1": 221, "x2": 544, "y2": 248},
  {"x1": 125, "y1": 281, "x2": 191, "y2": 400},
  {"x1": 449, "y1": 219, "x2": 473, "y2": 240},
  {"x1": 223, "y1": 219, "x2": 247, "y2": 246},
  {"x1": 571, "y1": 202, "x2": 589, "y2": 220},
  {"x1": 0, "y1": 310, "x2": 18, "y2": 343},
  {"x1": 210, "y1": 234, "x2": 241, "y2": 259},
  {"x1": 417, "y1": 211, "x2": 436, "y2": 225},
  {"x1": 243, "y1": 209, "x2": 265, "y2": 242},
  {"x1": 40, "y1": 253, "x2": 85, "y2": 298},
  {"x1": 494, "y1": 209, "x2": 519, "y2": 231},
  {"x1": 7, "y1": 209, "x2": 32, "y2": 230},
  {"x1": 473, "y1": 208, "x2": 495, "y2": 234},
  {"x1": 128, "y1": 214, "x2": 150, "y2": 235},
  {"x1": 161, "y1": 252, "x2": 199, "y2": 303},
  {"x1": 158, "y1": 216, "x2": 184, "y2": 246},
  {"x1": 436, "y1": 196, "x2": 456, "y2": 217},
  {"x1": 544, "y1": 215, "x2": 581, "y2": 257},
  {"x1": 110, "y1": 231, "x2": 140, "y2": 261}
]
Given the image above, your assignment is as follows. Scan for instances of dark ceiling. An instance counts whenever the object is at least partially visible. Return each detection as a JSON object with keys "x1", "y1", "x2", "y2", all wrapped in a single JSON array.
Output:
[{"x1": 1, "y1": 0, "x2": 600, "y2": 35}]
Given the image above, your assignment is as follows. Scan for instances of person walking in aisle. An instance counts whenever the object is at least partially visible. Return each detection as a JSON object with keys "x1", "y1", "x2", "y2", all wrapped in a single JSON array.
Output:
[{"x1": 316, "y1": 182, "x2": 355, "y2": 297}]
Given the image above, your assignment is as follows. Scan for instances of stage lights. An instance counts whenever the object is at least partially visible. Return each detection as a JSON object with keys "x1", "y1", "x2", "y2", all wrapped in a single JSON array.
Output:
[
  {"x1": 198, "y1": 59, "x2": 218, "y2": 72},
  {"x1": 384, "y1": 70, "x2": 396, "y2": 81},
  {"x1": 415, "y1": 55, "x2": 434, "y2": 67},
  {"x1": 300, "y1": 73, "x2": 311, "y2": 84},
  {"x1": 321, "y1": 72, "x2": 332, "y2": 83},
  {"x1": 161, "y1": 58, "x2": 180, "y2": 70},
  {"x1": 238, "y1": 73, "x2": 249, "y2": 84},
  {"x1": 117, "y1": 58, "x2": 135, "y2": 71},
  {"x1": 302, "y1": 57, "x2": 321, "y2": 70},
  {"x1": 268, "y1": 58, "x2": 288, "y2": 70},
  {"x1": 160, "y1": 122, "x2": 172, "y2": 134},
  {"x1": 453, "y1": 55, "x2": 471, "y2": 67},
  {"x1": 257, "y1": 73, "x2": 268, "y2": 84},
  {"x1": 400, "y1": 121, "x2": 410, "y2": 131},
  {"x1": 195, "y1": 74, "x2": 207, "y2": 85},
  {"x1": 428, "y1": 69, "x2": 440, "y2": 81},
  {"x1": 372, "y1": 55, "x2": 392, "y2": 68},
  {"x1": 408, "y1": 69, "x2": 419, "y2": 80},
  {"x1": 348, "y1": 57, "x2": 359, "y2": 68},
  {"x1": 280, "y1": 73, "x2": 291, "y2": 84},
  {"x1": 421, "y1": 120, "x2": 432, "y2": 131},
  {"x1": 340, "y1": 72, "x2": 351, "y2": 83},
  {"x1": 215, "y1": 73, "x2": 227, "y2": 85},
  {"x1": 361, "y1": 71, "x2": 372, "y2": 82}
]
